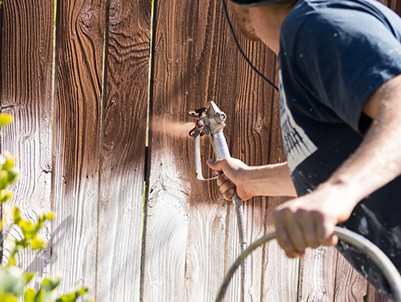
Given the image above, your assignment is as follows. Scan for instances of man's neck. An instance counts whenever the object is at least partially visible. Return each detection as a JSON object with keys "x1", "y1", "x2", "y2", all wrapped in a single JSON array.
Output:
[{"x1": 251, "y1": 4, "x2": 296, "y2": 54}]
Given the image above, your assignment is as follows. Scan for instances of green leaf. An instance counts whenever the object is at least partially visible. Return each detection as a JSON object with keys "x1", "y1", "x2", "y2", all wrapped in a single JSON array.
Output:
[
  {"x1": 0, "y1": 293, "x2": 18, "y2": 302},
  {"x1": 12, "y1": 207, "x2": 21, "y2": 224},
  {"x1": 45, "y1": 212, "x2": 55, "y2": 221},
  {"x1": 8, "y1": 254, "x2": 16, "y2": 266},
  {"x1": 0, "y1": 170, "x2": 9, "y2": 189},
  {"x1": 0, "y1": 266, "x2": 25, "y2": 296},
  {"x1": 34, "y1": 288, "x2": 46, "y2": 302},
  {"x1": 22, "y1": 272, "x2": 35, "y2": 285},
  {"x1": 0, "y1": 113, "x2": 13, "y2": 127},
  {"x1": 0, "y1": 190, "x2": 12, "y2": 204},
  {"x1": 55, "y1": 287, "x2": 89, "y2": 302},
  {"x1": 7, "y1": 170, "x2": 19, "y2": 185},
  {"x1": 77, "y1": 287, "x2": 88, "y2": 295},
  {"x1": 23, "y1": 288, "x2": 36, "y2": 302},
  {"x1": 19, "y1": 221, "x2": 35, "y2": 238},
  {"x1": 2, "y1": 156, "x2": 15, "y2": 170},
  {"x1": 29, "y1": 237, "x2": 45, "y2": 250},
  {"x1": 41, "y1": 277, "x2": 61, "y2": 292},
  {"x1": 55, "y1": 292, "x2": 76, "y2": 302}
]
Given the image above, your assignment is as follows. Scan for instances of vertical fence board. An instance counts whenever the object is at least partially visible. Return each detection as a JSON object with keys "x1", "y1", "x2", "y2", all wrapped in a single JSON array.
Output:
[
  {"x1": 334, "y1": 253, "x2": 369, "y2": 301},
  {"x1": 143, "y1": 0, "x2": 191, "y2": 299},
  {"x1": 0, "y1": 0, "x2": 53, "y2": 279},
  {"x1": 262, "y1": 198, "x2": 300, "y2": 301},
  {"x1": 367, "y1": 285, "x2": 393, "y2": 302},
  {"x1": 184, "y1": 2, "x2": 246, "y2": 301},
  {"x1": 96, "y1": 0, "x2": 150, "y2": 300},
  {"x1": 51, "y1": 0, "x2": 106, "y2": 297},
  {"x1": 260, "y1": 70, "x2": 300, "y2": 300},
  {"x1": 298, "y1": 247, "x2": 338, "y2": 301}
]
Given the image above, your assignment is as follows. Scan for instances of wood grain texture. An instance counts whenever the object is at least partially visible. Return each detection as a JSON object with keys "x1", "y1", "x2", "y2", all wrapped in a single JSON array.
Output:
[
  {"x1": 367, "y1": 284, "x2": 393, "y2": 302},
  {"x1": 0, "y1": 0, "x2": 53, "y2": 280},
  {"x1": 298, "y1": 247, "x2": 337, "y2": 301},
  {"x1": 141, "y1": 2, "x2": 198, "y2": 295},
  {"x1": 1, "y1": 0, "x2": 399, "y2": 301},
  {"x1": 144, "y1": 0, "x2": 231, "y2": 300},
  {"x1": 97, "y1": 0, "x2": 150, "y2": 300},
  {"x1": 51, "y1": 0, "x2": 106, "y2": 297},
  {"x1": 262, "y1": 198, "x2": 300, "y2": 301},
  {"x1": 334, "y1": 253, "x2": 368, "y2": 301},
  {"x1": 222, "y1": 41, "x2": 299, "y2": 300}
]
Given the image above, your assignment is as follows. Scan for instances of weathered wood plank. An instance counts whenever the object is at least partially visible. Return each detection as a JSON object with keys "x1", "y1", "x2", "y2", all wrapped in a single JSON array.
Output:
[
  {"x1": 96, "y1": 0, "x2": 150, "y2": 300},
  {"x1": 144, "y1": 0, "x2": 233, "y2": 300},
  {"x1": 223, "y1": 58, "x2": 297, "y2": 300},
  {"x1": 367, "y1": 284, "x2": 393, "y2": 302},
  {"x1": 334, "y1": 252, "x2": 368, "y2": 301},
  {"x1": 298, "y1": 247, "x2": 337, "y2": 301},
  {"x1": 261, "y1": 197, "x2": 299, "y2": 301},
  {"x1": 0, "y1": 0, "x2": 53, "y2": 280},
  {"x1": 51, "y1": 0, "x2": 106, "y2": 297}
]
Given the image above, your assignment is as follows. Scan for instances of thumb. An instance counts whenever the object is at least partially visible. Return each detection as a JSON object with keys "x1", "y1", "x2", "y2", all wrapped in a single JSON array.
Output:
[
  {"x1": 323, "y1": 234, "x2": 338, "y2": 247},
  {"x1": 206, "y1": 159, "x2": 223, "y2": 172}
]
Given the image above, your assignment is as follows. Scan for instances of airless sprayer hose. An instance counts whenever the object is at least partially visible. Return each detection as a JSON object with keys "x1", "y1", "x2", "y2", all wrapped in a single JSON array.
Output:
[
  {"x1": 215, "y1": 226, "x2": 401, "y2": 302},
  {"x1": 211, "y1": 132, "x2": 248, "y2": 302},
  {"x1": 232, "y1": 192, "x2": 247, "y2": 302}
]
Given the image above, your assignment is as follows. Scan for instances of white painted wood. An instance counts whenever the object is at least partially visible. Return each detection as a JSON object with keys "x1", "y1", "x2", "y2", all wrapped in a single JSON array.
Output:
[
  {"x1": 298, "y1": 246, "x2": 337, "y2": 301},
  {"x1": 262, "y1": 197, "x2": 300, "y2": 301},
  {"x1": 143, "y1": 149, "x2": 190, "y2": 301},
  {"x1": 185, "y1": 200, "x2": 228, "y2": 301},
  {"x1": 97, "y1": 170, "x2": 144, "y2": 301},
  {"x1": 0, "y1": 0, "x2": 54, "y2": 286}
]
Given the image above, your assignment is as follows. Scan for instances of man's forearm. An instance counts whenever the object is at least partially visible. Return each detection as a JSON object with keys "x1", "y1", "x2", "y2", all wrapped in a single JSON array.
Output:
[
  {"x1": 247, "y1": 162, "x2": 297, "y2": 197},
  {"x1": 323, "y1": 74, "x2": 401, "y2": 207}
]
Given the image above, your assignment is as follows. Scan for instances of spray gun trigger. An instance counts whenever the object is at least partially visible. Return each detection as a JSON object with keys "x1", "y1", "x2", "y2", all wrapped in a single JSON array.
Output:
[{"x1": 188, "y1": 107, "x2": 207, "y2": 137}]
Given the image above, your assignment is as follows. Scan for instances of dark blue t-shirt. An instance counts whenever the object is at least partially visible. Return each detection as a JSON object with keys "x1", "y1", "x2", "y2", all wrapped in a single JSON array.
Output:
[{"x1": 279, "y1": 0, "x2": 401, "y2": 295}]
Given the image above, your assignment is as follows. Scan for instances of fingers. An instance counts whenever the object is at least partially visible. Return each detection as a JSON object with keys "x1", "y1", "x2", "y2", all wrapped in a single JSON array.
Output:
[
  {"x1": 274, "y1": 215, "x2": 305, "y2": 258},
  {"x1": 207, "y1": 158, "x2": 235, "y2": 200},
  {"x1": 273, "y1": 208, "x2": 337, "y2": 258},
  {"x1": 216, "y1": 173, "x2": 235, "y2": 200}
]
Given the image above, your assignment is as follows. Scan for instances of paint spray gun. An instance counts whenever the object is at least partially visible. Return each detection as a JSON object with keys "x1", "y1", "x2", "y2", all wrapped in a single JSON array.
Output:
[{"x1": 189, "y1": 101, "x2": 247, "y2": 300}]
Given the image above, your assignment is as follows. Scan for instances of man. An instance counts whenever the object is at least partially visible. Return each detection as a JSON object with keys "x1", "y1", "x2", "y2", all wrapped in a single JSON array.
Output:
[{"x1": 207, "y1": 0, "x2": 401, "y2": 297}]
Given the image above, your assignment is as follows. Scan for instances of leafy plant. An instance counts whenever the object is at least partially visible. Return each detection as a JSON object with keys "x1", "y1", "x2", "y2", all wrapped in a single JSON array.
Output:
[{"x1": 0, "y1": 113, "x2": 91, "y2": 301}]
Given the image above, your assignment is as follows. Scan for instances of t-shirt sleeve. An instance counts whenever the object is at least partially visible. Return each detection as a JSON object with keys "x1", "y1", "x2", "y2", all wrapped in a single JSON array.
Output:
[{"x1": 291, "y1": 9, "x2": 401, "y2": 131}]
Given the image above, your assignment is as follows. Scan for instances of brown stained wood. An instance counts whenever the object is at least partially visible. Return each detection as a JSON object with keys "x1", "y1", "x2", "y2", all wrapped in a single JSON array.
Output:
[
  {"x1": 211, "y1": 5, "x2": 290, "y2": 301},
  {"x1": 378, "y1": 0, "x2": 401, "y2": 15},
  {"x1": 51, "y1": 0, "x2": 106, "y2": 297},
  {"x1": 0, "y1": 0, "x2": 53, "y2": 278},
  {"x1": 367, "y1": 284, "x2": 393, "y2": 302},
  {"x1": 334, "y1": 253, "x2": 368, "y2": 301},
  {"x1": 143, "y1": 0, "x2": 194, "y2": 299},
  {"x1": 97, "y1": 0, "x2": 150, "y2": 300},
  {"x1": 145, "y1": 0, "x2": 240, "y2": 300}
]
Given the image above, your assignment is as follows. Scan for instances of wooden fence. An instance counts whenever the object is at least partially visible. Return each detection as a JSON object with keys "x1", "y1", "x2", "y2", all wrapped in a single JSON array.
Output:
[{"x1": 0, "y1": 0, "x2": 399, "y2": 301}]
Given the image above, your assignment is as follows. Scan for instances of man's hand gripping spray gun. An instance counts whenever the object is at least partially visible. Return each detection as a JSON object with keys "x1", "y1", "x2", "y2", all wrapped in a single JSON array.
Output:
[{"x1": 189, "y1": 101, "x2": 247, "y2": 297}]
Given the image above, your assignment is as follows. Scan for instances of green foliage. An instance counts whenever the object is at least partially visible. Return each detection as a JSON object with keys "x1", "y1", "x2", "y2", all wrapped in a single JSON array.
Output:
[{"x1": 0, "y1": 113, "x2": 91, "y2": 301}]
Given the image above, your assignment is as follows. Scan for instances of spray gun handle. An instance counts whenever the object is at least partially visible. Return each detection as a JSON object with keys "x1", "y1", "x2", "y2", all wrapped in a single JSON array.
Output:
[
  {"x1": 211, "y1": 131, "x2": 243, "y2": 206},
  {"x1": 211, "y1": 131, "x2": 230, "y2": 160},
  {"x1": 211, "y1": 131, "x2": 247, "y2": 250}
]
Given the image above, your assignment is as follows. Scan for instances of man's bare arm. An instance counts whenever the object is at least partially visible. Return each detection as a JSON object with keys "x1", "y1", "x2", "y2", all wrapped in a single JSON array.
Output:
[
  {"x1": 207, "y1": 159, "x2": 297, "y2": 200},
  {"x1": 273, "y1": 73, "x2": 401, "y2": 258}
]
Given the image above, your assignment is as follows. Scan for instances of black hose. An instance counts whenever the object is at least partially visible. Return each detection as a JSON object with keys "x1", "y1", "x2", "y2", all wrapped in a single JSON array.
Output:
[
  {"x1": 215, "y1": 226, "x2": 401, "y2": 302},
  {"x1": 222, "y1": 0, "x2": 279, "y2": 91}
]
